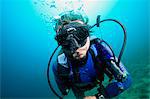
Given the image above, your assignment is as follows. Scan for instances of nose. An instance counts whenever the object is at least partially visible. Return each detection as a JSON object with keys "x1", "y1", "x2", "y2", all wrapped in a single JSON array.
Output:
[{"x1": 76, "y1": 48, "x2": 82, "y2": 54}]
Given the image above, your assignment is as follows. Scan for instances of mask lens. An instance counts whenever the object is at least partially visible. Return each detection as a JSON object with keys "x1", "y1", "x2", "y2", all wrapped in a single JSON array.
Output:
[
  {"x1": 74, "y1": 26, "x2": 89, "y2": 45},
  {"x1": 55, "y1": 31, "x2": 68, "y2": 45},
  {"x1": 55, "y1": 23, "x2": 89, "y2": 56}
]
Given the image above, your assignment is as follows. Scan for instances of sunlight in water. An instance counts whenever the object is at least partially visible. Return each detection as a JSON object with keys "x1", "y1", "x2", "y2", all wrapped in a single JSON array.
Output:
[{"x1": 32, "y1": 0, "x2": 118, "y2": 30}]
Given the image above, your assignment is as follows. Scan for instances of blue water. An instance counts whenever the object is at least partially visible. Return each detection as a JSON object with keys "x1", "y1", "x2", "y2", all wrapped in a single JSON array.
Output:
[{"x1": 1, "y1": 0, "x2": 149, "y2": 99}]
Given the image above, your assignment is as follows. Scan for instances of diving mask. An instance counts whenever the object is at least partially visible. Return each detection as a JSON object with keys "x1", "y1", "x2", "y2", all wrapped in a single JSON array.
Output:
[{"x1": 55, "y1": 22, "x2": 89, "y2": 57}]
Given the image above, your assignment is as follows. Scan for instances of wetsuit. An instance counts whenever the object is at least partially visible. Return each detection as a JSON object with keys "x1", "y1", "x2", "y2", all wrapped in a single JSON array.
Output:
[{"x1": 53, "y1": 39, "x2": 132, "y2": 99}]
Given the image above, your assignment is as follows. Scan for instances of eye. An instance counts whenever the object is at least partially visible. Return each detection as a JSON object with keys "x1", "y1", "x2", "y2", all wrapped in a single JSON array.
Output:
[{"x1": 76, "y1": 31, "x2": 88, "y2": 41}]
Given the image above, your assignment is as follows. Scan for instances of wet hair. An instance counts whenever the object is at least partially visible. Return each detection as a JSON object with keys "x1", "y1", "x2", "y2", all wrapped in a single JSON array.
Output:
[{"x1": 54, "y1": 11, "x2": 89, "y2": 32}]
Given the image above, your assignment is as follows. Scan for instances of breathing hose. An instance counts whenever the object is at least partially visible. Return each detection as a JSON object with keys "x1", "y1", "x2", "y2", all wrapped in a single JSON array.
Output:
[
  {"x1": 47, "y1": 45, "x2": 63, "y2": 99},
  {"x1": 91, "y1": 16, "x2": 127, "y2": 66}
]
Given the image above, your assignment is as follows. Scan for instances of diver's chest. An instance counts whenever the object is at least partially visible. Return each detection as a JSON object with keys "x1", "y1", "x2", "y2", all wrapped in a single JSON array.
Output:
[
  {"x1": 70, "y1": 53, "x2": 98, "y2": 83},
  {"x1": 78, "y1": 63, "x2": 97, "y2": 83}
]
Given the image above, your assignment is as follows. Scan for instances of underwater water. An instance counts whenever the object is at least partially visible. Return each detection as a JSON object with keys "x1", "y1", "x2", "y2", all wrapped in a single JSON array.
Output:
[{"x1": 1, "y1": 0, "x2": 149, "y2": 99}]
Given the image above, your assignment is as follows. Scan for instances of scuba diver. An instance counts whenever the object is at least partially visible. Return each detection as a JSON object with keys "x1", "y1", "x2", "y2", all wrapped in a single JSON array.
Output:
[{"x1": 48, "y1": 11, "x2": 132, "y2": 99}]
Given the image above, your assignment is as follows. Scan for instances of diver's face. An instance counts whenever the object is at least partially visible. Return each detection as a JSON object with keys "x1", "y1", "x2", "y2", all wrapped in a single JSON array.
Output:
[
  {"x1": 72, "y1": 37, "x2": 90, "y2": 60},
  {"x1": 56, "y1": 20, "x2": 90, "y2": 60}
]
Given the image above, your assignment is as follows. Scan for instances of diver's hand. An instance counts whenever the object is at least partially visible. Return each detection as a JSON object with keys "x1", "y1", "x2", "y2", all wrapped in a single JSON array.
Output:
[{"x1": 84, "y1": 96, "x2": 96, "y2": 99}]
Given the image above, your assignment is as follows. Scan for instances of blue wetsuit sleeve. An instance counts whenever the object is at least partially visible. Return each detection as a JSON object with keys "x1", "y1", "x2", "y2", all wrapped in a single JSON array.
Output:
[
  {"x1": 96, "y1": 43, "x2": 132, "y2": 98},
  {"x1": 105, "y1": 74, "x2": 132, "y2": 98},
  {"x1": 104, "y1": 61, "x2": 132, "y2": 98},
  {"x1": 52, "y1": 63, "x2": 70, "y2": 95}
]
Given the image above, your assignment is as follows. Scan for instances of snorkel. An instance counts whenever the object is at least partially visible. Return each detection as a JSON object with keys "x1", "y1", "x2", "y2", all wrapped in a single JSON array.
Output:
[{"x1": 47, "y1": 15, "x2": 127, "y2": 99}]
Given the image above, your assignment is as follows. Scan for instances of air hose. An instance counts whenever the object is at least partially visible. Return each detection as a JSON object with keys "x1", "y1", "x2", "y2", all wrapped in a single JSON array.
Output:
[
  {"x1": 91, "y1": 15, "x2": 127, "y2": 66},
  {"x1": 47, "y1": 45, "x2": 63, "y2": 99}
]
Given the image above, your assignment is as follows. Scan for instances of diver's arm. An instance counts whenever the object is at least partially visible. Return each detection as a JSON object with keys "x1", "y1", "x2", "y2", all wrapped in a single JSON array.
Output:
[
  {"x1": 94, "y1": 60, "x2": 132, "y2": 98},
  {"x1": 95, "y1": 43, "x2": 132, "y2": 98},
  {"x1": 102, "y1": 58, "x2": 132, "y2": 98},
  {"x1": 96, "y1": 41, "x2": 129, "y2": 81}
]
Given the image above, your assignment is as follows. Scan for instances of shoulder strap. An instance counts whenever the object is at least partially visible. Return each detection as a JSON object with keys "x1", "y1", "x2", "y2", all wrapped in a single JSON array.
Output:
[
  {"x1": 89, "y1": 38, "x2": 105, "y2": 82},
  {"x1": 89, "y1": 38, "x2": 113, "y2": 82},
  {"x1": 92, "y1": 38, "x2": 113, "y2": 81}
]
